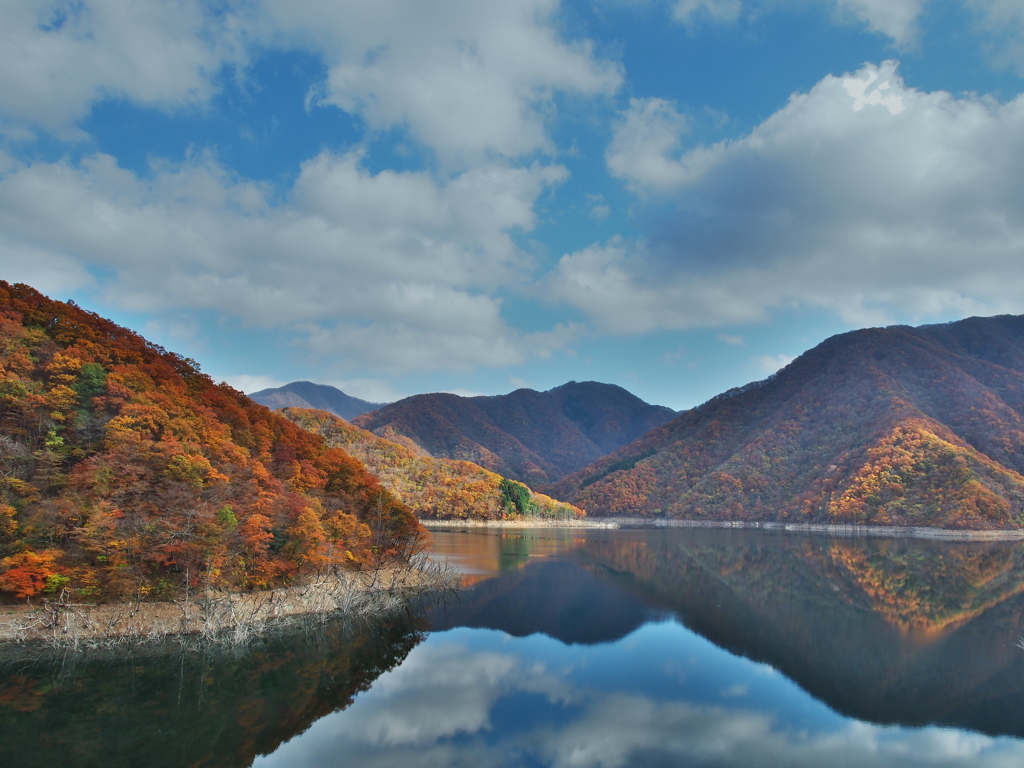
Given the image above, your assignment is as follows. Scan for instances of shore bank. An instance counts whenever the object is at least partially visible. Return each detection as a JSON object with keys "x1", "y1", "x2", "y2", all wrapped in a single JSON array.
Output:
[
  {"x1": 423, "y1": 517, "x2": 1024, "y2": 540},
  {"x1": 423, "y1": 517, "x2": 616, "y2": 529},
  {"x1": 0, "y1": 565, "x2": 455, "y2": 650}
]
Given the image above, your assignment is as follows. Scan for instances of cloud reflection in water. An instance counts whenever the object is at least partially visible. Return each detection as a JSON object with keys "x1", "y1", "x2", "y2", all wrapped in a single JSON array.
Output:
[{"x1": 254, "y1": 621, "x2": 1024, "y2": 768}]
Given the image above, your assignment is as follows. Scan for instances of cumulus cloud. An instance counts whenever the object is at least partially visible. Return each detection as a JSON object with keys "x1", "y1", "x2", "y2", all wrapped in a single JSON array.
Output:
[
  {"x1": 561, "y1": 60, "x2": 1024, "y2": 332},
  {"x1": 832, "y1": 0, "x2": 928, "y2": 44},
  {"x1": 607, "y1": 97, "x2": 691, "y2": 193},
  {"x1": 0, "y1": 0, "x2": 244, "y2": 137},
  {"x1": 0, "y1": 0, "x2": 624, "y2": 377},
  {"x1": 968, "y1": 0, "x2": 1024, "y2": 75},
  {"x1": 0, "y1": 1, "x2": 620, "y2": 161},
  {"x1": 259, "y1": 0, "x2": 622, "y2": 164},
  {"x1": 0, "y1": 150, "x2": 572, "y2": 373}
]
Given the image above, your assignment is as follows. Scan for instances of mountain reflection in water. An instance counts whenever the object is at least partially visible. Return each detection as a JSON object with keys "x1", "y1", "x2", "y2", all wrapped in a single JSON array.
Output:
[
  {"x1": 4, "y1": 527, "x2": 1024, "y2": 768},
  {"x1": 430, "y1": 528, "x2": 1024, "y2": 738}
]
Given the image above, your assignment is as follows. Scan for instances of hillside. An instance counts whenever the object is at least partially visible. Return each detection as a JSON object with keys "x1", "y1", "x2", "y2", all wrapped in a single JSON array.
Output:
[
  {"x1": 0, "y1": 282, "x2": 422, "y2": 603},
  {"x1": 283, "y1": 408, "x2": 582, "y2": 521},
  {"x1": 249, "y1": 381, "x2": 384, "y2": 420},
  {"x1": 554, "y1": 316, "x2": 1024, "y2": 530},
  {"x1": 352, "y1": 381, "x2": 676, "y2": 487}
]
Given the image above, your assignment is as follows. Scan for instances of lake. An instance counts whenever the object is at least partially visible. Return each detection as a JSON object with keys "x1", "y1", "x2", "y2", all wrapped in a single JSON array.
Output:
[{"x1": 4, "y1": 526, "x2": 1024, "y2": 767}]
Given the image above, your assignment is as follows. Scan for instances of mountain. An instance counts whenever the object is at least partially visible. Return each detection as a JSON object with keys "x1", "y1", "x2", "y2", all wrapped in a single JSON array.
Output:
[
  {"x1": 352, "y1": 381, "x2": 677, "y2": 487},
  {"x1": 249, "y1": 380, "x2": 384, "y2": 420},
  {"x1": 284, "y1": 408, "x2": 581, "y2": 521},
  {"x1": 0, "y1": 282, "x2": 422, "y2": 603},
  {"x1": 554, "y1": 315, "x2": 1024, "y2": 530}
]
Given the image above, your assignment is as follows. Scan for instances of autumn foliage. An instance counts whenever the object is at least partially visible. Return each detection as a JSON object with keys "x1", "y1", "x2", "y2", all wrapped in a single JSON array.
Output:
[
  {"x1": 557, "y1": 317, "x2": 1024, "y2": 529},
  {"x1": 0, "y1": 282, "x2": 424, "y2": 602},
  {"x1": 284, "y1": 408, "x2": 582, "y2": 521},
  {"x1": 352, "y1": 381, "x2": 675, "y2": 486}
]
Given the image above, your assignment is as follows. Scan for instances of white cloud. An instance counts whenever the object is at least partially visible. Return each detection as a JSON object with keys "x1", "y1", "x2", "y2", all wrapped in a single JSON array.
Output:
[
  {"x1": 0, "y1": 150, "x2": 572, "y2": 374},
  {"x1": 672, "y1": 0, "x2": 743, "y2": 26},
  {"x1": 548, "y1": 239, "x2": 773, "y2": 333},
  {"x1": 259, "y1": 0, "x2": 621, "y2": 164},
  {"x1": 717, "y1": 333, "x2": 745, "y2": 346},
  {"x1": 832, "y1": 0, "x2": 927, "y2": 45},
  {"x1": 567, "y1": 61, "x2": 1024, "y2": 333},
  {"x1": 607, "y1": 97, "x2": 691, "y2": 193},
  {"x1": 326, "y1": 379, "x2": 405, "y2": 404},
  {"x1": 0, "y1": 0, "x2": 244, "y2": 137},
  {"x1": 648, "y1": 0, "x2": 928, "y2": 45},
  {"x1": 967, "y1": 0, "x2": 1024, "y2": 75},
  {"x1": 220, "y1": 374, "x2": 289, "y2": 394},
  {"x1": 753, "y1": 353, "x2": 796, "y2": 374},
  {"x1": 0, "y1": 233, "x2": 95, "y2": 296},
  {"x1": 585, "y1": 194, "x2": 611, "y2": 220},
  {"x1": 0, "y1": 1, "x2": 620, "y2": 161}
]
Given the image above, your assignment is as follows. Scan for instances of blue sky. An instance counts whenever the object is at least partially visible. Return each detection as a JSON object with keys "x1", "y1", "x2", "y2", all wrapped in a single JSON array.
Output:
[{"x1": 3, "y1": 1, "x2": 1024, "y2": 410}]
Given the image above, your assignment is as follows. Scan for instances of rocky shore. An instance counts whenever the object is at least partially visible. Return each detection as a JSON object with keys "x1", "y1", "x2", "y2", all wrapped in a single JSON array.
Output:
[{"x1": 0, "y1": 565, "x2": 456, "y2": 650}]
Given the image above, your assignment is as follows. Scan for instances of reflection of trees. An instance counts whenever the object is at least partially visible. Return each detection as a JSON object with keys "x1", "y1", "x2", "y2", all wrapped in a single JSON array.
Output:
[
  {"x1": 578, "y1": 529, "x2": 1024, "y2": 737},
  {"x1": 0, "y1": 612, "x2": 426, "y2": 768},
  {"x1": 827, "y1": 538, "x2": 1024, "y2": 635},
  {"x1": 581, "y1": 530, "x2": 1024, "y2": 638}
]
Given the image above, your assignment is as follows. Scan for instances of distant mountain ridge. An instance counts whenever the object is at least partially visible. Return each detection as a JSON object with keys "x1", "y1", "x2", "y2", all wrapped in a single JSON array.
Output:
[
  {"x1": 283, "y1": 407, "x2": 582, "y2": 522},
  {"x1": 352, "y1": 381, "x2": 677, "y2": 487},
  {"x1": 249, "y1": 381, "x2": 384, "y2": 420},
  {"x1": 554, "y1": 315, "x2": 1024, "y2": 530}
]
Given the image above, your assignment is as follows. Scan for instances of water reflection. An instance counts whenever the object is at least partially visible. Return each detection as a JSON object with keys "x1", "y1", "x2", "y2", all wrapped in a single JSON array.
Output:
[
  {"x1": 4, "y1": 528, "x2": 1024, "y2": 767},
  {"x1": 0, "y1": 613, "x2": 426, "y2": 768},
  {"x1": 255, "y1": 624, "x2": 1024, "y2": 768},
  {"x1": 426, "y1": 528, "x2": 587, "y2": 584},
  {"x1": 428, "y1": 528, "x2": 1024, "y2": 738}
]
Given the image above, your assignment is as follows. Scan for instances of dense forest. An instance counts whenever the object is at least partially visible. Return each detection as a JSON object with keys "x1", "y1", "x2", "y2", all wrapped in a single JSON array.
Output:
[
  {"x1": 555, "y1": 316, "x2": 1024, "y2": 529},
  {"x1": 0, "y1": 282, "x2": 423, "y2": 603},
  {"x1": 353, "y1": 381, "x2": 676, "y2": 486},
  {"x1": 285, "y1": 408, "x2": 582, "y2": 521}
]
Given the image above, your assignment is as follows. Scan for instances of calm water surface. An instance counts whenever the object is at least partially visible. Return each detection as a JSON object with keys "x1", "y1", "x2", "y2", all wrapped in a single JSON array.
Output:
[{"x1": 4, "y1": 527, "x2": 1024, "y2": 767}]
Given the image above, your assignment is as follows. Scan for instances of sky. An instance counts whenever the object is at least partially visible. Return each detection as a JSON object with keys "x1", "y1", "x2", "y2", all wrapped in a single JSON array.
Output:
[{"x1": 3, "y1": 1, "x2": 1024, "y2": 410}]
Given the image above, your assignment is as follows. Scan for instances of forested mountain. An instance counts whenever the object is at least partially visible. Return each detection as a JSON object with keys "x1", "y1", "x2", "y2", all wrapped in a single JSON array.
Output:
[
  {"x1": 249, "y1": 381, "x2": 384, "y2": 420},
  {"x1": 285, "y1": 408, "x2": 581, "y2": 521},
  {"x1": 352, "y1": 381, "x2": 676, "y2": 487},
  {"x1": 555, "y1": 315, "x2": 1024, "y2": 530},
  {"x1": 0, "y1": 282, "x2": 422, "y2": 602}
]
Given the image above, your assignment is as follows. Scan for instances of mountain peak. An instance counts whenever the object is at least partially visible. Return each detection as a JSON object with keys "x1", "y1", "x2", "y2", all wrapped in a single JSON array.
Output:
[
  {"x1": 353, "y1": 382, "x2": 676, "y2": 487},
  {"x1": 554, "y1": 314, "x2": 1024, "y2": 530},
  {"x1": 249, "y1": 381, "x2": 385, "y2": 421}
]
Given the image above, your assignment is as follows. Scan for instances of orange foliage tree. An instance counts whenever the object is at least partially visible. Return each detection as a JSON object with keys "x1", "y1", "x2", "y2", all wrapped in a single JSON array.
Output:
[{"x1": 0, "y1": 281, "x2": 425, "y2": 602}]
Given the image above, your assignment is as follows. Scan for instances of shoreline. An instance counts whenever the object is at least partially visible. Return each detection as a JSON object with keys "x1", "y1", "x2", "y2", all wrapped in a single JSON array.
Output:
[
  {"x1": 423, "y1": 517, "x2": 1024, "y2": 540},
  {"x1": 0, "y1": 564, "x2": 455, "y2": 651}
]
